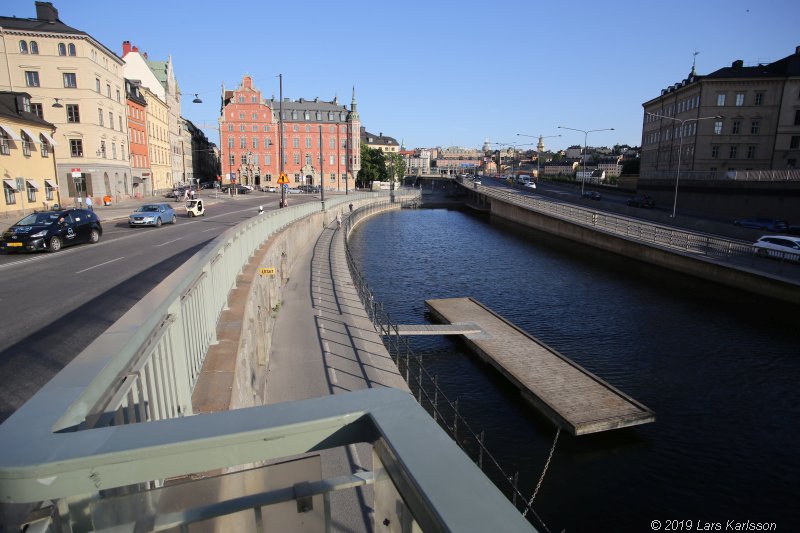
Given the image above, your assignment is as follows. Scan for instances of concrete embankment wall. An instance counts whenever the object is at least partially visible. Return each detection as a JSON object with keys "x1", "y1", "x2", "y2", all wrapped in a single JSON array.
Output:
[
  {"x1": 489, "y1": 199, "x2": 800, "y2": 304},
  {"x1": 197, "y1": 199, "x2": 393, "y2": 413}
]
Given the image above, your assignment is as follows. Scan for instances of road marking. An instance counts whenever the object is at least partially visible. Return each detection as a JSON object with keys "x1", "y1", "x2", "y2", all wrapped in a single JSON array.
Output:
[
  {"x1": 328, "y1": 366, "x2": 338, "y2": 384},
  {"x1": 156, "y1": 237, "x2": 183, "y2": 247},
  {"x1": 75, "y1": 256, "x2": 124, "y2": 273}
]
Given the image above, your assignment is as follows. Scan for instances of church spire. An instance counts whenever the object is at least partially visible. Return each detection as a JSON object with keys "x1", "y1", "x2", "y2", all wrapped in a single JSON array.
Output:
[{"x1": 349, "y1": 86, "x2": 359, "y2": 120}]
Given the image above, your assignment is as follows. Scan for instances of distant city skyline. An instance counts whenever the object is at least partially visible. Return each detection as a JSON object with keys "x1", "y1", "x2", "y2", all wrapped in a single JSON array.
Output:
[{"x1": 3, "y1": 0, "x2": 799, "y2": 151}]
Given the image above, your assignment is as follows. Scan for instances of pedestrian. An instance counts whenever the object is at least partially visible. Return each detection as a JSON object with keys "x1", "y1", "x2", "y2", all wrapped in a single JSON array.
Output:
[
  {"x1": 85, "y1": 195, "x2": 93, "y2": 211},
  {"x1": 336, "y1": 211, "x2": 342, "y2": 229},
  {"x1": 183, "y1": 189, "x2": 190, "y2": 202},
  {"x1": 348, "y1": 203, "x2": 353, "y2": 213},
  {"x1": 77, "y1": 196, "x2": 83, "y2": 208}
]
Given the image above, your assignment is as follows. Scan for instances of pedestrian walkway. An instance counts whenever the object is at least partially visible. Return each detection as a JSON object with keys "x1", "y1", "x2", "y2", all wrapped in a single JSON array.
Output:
[{"x1": 265, "y1": 210, "x2": 410, "y2": 531}]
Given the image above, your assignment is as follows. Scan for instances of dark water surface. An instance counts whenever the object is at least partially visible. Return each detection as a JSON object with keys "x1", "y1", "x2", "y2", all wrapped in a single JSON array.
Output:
[{"x1": 348, "y1": 208, "x2": 799, "y2": 533}]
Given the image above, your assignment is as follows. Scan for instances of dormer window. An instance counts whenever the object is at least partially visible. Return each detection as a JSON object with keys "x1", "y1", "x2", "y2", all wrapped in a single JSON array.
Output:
[{"x1": 304, "y1": 111, "x2": 309, "y2": 120}]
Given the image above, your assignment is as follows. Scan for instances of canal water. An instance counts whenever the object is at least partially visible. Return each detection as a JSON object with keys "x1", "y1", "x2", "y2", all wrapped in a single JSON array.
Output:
[{"x1": 347, "y1": 207, "x2": 799, "y2": 532}]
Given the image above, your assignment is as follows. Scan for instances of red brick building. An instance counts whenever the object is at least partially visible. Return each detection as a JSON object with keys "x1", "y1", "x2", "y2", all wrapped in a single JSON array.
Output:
[
  {"x1": 220, "y1": 76, "x2": 360, "y2": 191},
  {"x1": 126, "y1": 79, "x2": 150, "y2": 198}
]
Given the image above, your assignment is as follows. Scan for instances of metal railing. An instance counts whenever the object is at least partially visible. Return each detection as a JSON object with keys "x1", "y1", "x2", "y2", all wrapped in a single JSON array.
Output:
[
  {"x1": 641, "y1": 168, "x2": 800, "y2": 181},
  {"x1": 458, "y1": 179, "x2": 800, "y2": 277},
  {"x1": 343, "y1": 200, "x2": 554, "y2": 533}
]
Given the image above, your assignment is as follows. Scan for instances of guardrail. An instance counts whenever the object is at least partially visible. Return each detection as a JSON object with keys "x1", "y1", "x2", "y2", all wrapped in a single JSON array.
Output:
[{"x1": 459, "y1": 179, "x2": 800, "y2": 278}]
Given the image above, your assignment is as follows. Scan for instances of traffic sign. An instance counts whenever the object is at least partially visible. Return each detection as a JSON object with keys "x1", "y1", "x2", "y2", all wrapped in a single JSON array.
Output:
[{"x1": 277, "y1": 172, "x2": 289, "y2": 185}]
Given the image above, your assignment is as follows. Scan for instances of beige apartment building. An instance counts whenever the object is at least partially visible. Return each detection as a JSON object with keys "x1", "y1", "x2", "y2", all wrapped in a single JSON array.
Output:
[
  {"x1": 641, "y1": 45, "x2": 800, "y2": 180},
  {"x1": 0, "y1": 2, "x2": 131, "y2": 203},
  {"x1": 140, "y1": 85, "x2": 171, "y2": 194},
  {"x1": 0, "y1": 91, "x2": 59, "y2": 218}
]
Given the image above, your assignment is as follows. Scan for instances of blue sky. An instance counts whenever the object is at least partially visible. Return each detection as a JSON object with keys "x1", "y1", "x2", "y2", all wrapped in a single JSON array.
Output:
[{"x1": 5, "y1": 0, "x2": 799, "y2": 152}]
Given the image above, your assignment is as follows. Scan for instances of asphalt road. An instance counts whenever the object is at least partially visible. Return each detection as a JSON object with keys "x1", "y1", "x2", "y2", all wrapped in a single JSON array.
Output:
[{"x1": 0, "y1": 192, "x2": 321, "y2": 423}]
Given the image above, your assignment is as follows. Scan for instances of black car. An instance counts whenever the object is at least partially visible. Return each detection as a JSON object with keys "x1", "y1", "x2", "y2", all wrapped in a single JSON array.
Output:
[
  {"x1": 733, "y1": 217, "x2": 788, "y2": 231},
  {"x1": 0, "y1": 208, "x2": 102, "y2": 253},
  {"x1": 627, "y1": 194, "x2": 655, "y2": 208},
  {"x1": 582, "y1": 191, "x2": 602, "y2": 201}
]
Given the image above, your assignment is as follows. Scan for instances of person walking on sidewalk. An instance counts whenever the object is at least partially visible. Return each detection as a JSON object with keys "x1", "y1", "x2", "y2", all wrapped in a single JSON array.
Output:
[
  {"x1": 336, "y1": 211, "x2": 342, "y2": 229},
  {"x1": 85, "y1": 196, "x2": 93, "y2": 211}
]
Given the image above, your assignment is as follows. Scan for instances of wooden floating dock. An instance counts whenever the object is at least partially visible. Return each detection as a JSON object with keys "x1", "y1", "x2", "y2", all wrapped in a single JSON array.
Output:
[{"x1": 424, "y1": 297, "x2": 655, "y2": 435}]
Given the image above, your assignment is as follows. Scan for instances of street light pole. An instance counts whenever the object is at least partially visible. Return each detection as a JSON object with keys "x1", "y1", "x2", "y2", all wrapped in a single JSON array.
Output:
[
  {"x1": 646, "y1": 112, "x2": 722, "y2": 218},
  {"x1": 516, "y1": 133, "x2": 561, "y2": 180},
  {"x1": 557, "y1": 126, "x2": 614, "y2": 197}
]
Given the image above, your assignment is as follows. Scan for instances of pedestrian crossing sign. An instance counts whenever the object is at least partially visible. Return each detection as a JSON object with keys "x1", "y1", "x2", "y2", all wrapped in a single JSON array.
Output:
[{"x1": 277, "y1": 172, "x2": 289, "y2": 185}]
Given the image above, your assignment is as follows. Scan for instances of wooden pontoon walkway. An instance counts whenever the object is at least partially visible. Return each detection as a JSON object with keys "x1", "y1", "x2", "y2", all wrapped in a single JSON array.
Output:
[{"x1": 424, "y1": 297, "x2": 655, "y2": 435}]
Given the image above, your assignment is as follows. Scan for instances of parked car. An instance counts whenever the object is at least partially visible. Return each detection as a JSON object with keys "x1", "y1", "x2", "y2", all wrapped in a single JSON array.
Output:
[
  {"x1": 221, "y1": 184, "x2": 252, "y2": 194},
  {"x1": 166, "y1": 188, "x2": 186, "y2": 199},
  {"x1": 261, "y1": 185, "x2": 278, "y2": 192},
  {"x1": 582, "y1": 191, "x2": 601, "y2": 200},
  {"x1": 523, "y1": 181, "x2": 537, "y2": 189},
  {"x1": 472, "y1": 177, "x2": 482, "y2": 185},
  {"x1": 128, "y1": 203, "x2": 177, "y2": 227},
  {"x1": 627, "y1": 195, "x2": 655, "y2": 208},
  {"x1": 752, "y1": 235, "x2": 800, "y2": 262},
  {"x1": 285, "y1": 187, "x2": 303, "y2": 194},
  {"x1": 297, "y1": 185, "x2": 319, "y2": 193},
  {"x1": 733, "y1": 217, "x2": 788, "y2": 231},
  {"x1": 0, "y1": 208, "x2": 102, "y2": 253}
]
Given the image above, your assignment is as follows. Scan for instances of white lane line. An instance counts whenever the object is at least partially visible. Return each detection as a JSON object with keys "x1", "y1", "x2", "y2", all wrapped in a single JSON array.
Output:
[
  {"x1": 156, "y1": 237, "x2": 183, "y2": 247},
  {"x1": 75, "y1": 256, "x2": 124, "y2": 274},
  {"x1": 328, "y1": 366, "x2": 338, "y2": 384}
]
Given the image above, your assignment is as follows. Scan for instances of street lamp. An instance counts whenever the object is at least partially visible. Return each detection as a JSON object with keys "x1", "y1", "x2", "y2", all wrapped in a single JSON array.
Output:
[
  {"x1": 557, "y1": 125, "x2": 614, "y2": 197},
  {"x1": 516, "y1": 133, "x2": 561, "y2": 180},
  {"x1": 646, "y1": 112, "x2": 722, "y2": 218}
]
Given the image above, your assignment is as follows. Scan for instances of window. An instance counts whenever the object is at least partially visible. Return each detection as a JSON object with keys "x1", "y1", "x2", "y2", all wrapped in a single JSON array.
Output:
[
  {"x1": 31, "y1": 103, "x2": 42, "y2": 119},
  {"x1": 795, "y1": 110, "x2": 800, "y2": 126},
  {"x1": 329, "y1": 155, "x2": 335, "y2": 165},
  {"x1": 19, "y1": 40, "x2": 28, "y2": 54},
  {"x1": 30, "y1": 41, "x2": 38, "y2": 54},
  {"x1": 106, "y1": 84, "x2": 111, "y2": 98},
  {"x1": 294, "y1": 173, "x2": 301, "y2": 183},
  {"x1": 264, "y1": 173, "x2": 272, "y2": 182},
  {"x1": 329, "y1": 138, "x2": 335, "y2": 149},
  {"x1": 112, "y1": 143, "x2": 117, "y2": 159},
  {"x1": 68, "y1": 43, "x2": 76, "y2": 56},
  {"x1": 239, "y1": 125, "x2": 245, "y2": 132},
  {"x1": 711, "y1": 146, "x2": 719, "y2": 158},
  {"x1": 238, "y1": 96, "x2": 244, "y2": 103},
  {"x1": 735, "y1": 93, "x2": 745, "y2": 106},
  {"x1": 305, "y1": 153, "x2": 312, "y2": 166},
  {"x1": 227, "y1": 124, "x2": 233, "y2": 132},
  {"x1": 716, "y1": 94, "x2": 726, "y2": 106},
  {"x1": 26, "y1": 182, "x2": 36, "y2": 203},
  {"x1": 305, "y1": 137, "x2": 311, "y2": 149},
  {"x1": 251, "y1": 96, "x2": 257, "y2": 103},
  {"x1": 747, "y1": 146, "x2": 756, "y2": 159},
  {"x1": 292, "y1": 138, "x2": 299, "y2": 148},
  {"x1": 304, "y1": 111, "x2": 309, "y2": 120},
  {"x1": 264, "y1": 125, "x2": 269, "y2": 132},
  {"x1": 265, "y1": 154, "x2": 271, "y2": 165},
  {"x1": 754, "y1": 92, "x2": 763, "y2": 105},
  {"x1": 751, "y1": 121, "x2": 760, "y2": 134},
  {"x1": 732, "y1": 120, "x2": 740, "y2": 134},
  {"x1": 4, "y1": 183, "x2": 15, "y2": 205},
  {"x1": 265, "y1": 138, "x2": 271, "y2": 147},
  {"x1": 40, "y1": 137, "x2": 49, "y2": 157},
  {"x1": 729, "y1": 145, "x2": 738, "y2": 159},
  {"x1": 98, "y1": 108, "x2": 104, "y2": 126},
  {"x1": 45, "y1": 182, "x2": 54, "y2": 200},
  {"x1": 58, "y1": 43, "x2": 66, "y2": 56},
  {"x1": 293, "y1": 153, "x2": 300, "y2": 164},
  {"x1": 253, "y1": 154, "x2": 259, "y2": 165},
  {"x1": 252, "y1": 113, "x2": 258, "y2": 119},
  {"x1": 25, "y1": 71, "x2": 40, "y2": 87},
  {"x1": 67, "y1": 104, "x2": 80, "y2": 123},
  {"x1": 0, "y1": 132, "x2": 8, "y2": 156},
  {"x1": 63, "y1": 72, "x2": 77, "y2": 88},
  {"x1": 240, "y1": 137, "x2": 246, "y2": 149},
  {"x1": 100, "y1": 140, "x2": 106, "y2": 158},
  {"x1": 239, "y1": 113, "x2": 245, "y2": 119},
  {"x1": 116, "y1": 89, "x2": 121, "y2": 102},
  {"x1": 109, "y1": 112, "x2": 114, "y2": 129},
  {"x1": 714, "y1": 121, "x2": 723, "y2": 135},
  {"x1": 330, "y1": 172, "x2": 335, "y2": 182},
  {"x1": 291, "y1": 110, "x2": 297, "y2": 120},
  {"x1": 96, "y1": 78, "x2": 101, "y2": 92},
  {"x1": 240, "y1": 154, "x2": 248, "y2": 165},
  {"x1": 790, "y1": 136, "x2": 800, "y2": 149},
  {"x1": 316, "y1": 111, "x2": 320, "y2": 121},
  {"x1": 228, "y1": 154, "x2": 235, "y2": 166},
  {"x1": 228, "y1": 137, "x2": 234, "y2": 149},
  {"x1": 252, "y1": 138, "x2": 258, "y2": 149},
  {"x1": 70, "y1": 138, "x2": 83, "y2": 157},
  {"x1": 252, "y1": 125, "x2": 258, "y2": 132}
]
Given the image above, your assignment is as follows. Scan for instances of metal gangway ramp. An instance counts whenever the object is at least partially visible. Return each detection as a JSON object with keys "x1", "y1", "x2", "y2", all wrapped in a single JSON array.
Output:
[{"x1": 425, "y1": 297, "x2": 655, "y2": 435}]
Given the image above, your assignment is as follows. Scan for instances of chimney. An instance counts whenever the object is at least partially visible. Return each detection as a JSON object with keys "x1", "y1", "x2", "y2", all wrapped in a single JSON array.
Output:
[
  {"x1": 35, "y1": 1, "x2": 58, "y2": 23},
  {"x1": 732, "y1": 59, "x2": 744, "y2": 69},
  {"x1": 132, "y1": 45, "x2": 138, "y2": 53},
  {"x1": 122, "y1": 41, "x2": 131, "y2": 57},
  {"x1": 143, "y1": 52, "x2": 148, "y2": 59}
]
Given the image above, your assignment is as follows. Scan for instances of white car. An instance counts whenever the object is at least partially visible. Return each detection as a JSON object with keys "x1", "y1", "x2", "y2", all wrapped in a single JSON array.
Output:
[
  {"x1": 261, "y1": 186, "x2": 278, "y2": 192},
  {"x1": 752, "y1": 235, "x2": 800, "y2": 262},
  {"x1": 524, "y1": 182, "x2": 537, "y2": 189}
]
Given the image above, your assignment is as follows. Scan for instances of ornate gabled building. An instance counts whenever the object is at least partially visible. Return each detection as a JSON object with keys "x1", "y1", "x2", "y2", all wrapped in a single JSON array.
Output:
[{"x1": 219, "y1": 75, "x2": 360, "y2": 191}]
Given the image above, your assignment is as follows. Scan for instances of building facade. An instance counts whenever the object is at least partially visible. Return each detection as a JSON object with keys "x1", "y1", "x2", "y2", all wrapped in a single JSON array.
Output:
[
  {"x1": 178, "y1": 117, "x2": 193, "y2": 185},
  {"x1": 0, "y1": 91, "x2": 59, "y2": 217},
  {"x1": 220, "y1": 75, "x2": 360, "y2": 191},
  {"x1": 641, "y1": 46, "x2": 800, "y2": 180},
  {"x1": 0, "y1": 2, "x2": 131, "y2": 204},
  {"x1": 140, "y1": 85, "x2": 170, "y2": 194},
  {"x1": 361, "y1": 129, "x2": 399, "y2": 154},
  {"x1": 125, "y1": 79, "x2": 149, "y2": 198}
]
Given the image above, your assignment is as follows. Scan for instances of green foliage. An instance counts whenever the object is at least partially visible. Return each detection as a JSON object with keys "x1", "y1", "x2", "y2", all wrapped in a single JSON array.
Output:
[
  {"x1": 386, "y1": 152, "x2": 406, "y2": 184},
  {"x1": 356, "y1": 145, "x2": 386, "y2": 188}
]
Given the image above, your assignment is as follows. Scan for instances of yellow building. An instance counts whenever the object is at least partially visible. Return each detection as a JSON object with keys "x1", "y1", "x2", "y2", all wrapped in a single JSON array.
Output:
[
  {"x1": 0, "y1": 91, "x2": 59, "y2": 219},
  {"x1": 140, "y1": 85, "x2": 171, "y2": 194},
  {"x1": 0, "y1": 2, "x2": 130, "y2": 204}
]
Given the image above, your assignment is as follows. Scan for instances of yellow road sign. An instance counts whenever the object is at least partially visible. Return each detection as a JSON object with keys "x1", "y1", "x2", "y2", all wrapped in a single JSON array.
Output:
[
  {"x1": 259, "y1": 267, "x2": 277, "y2": 277},
  {"x1": 277, "y1": 173, "x2": 289, "y2": 185}
]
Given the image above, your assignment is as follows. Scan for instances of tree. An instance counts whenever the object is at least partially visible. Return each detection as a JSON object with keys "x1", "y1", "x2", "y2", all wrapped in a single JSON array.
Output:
[
  {"x1": 386, "y1": 152, "x2": 406, "y2": 186},
  {"x1": 357, "y1": 145, "x2": 386, "y2": 188}
]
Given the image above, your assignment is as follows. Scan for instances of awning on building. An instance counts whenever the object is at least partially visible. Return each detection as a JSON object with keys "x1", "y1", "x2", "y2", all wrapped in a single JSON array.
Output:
[
  {"x1": 40, "y1": 131, "x2": 58, "y2": 147},
  {"x1": 3, "y1": 178, "x2": 16, "y2": 189},
  {"x1": 20, "y1": 128, "x2": 41, "y2": 144},
  {"x1": 0, "y1": 124, "x2": 22, "y2": 141},
  {"x1": 26, "y1": 179, "x2": 39, "y2": 190},
  {"x1": 45, "y1": 179, "x2": 59, "y2": 189}
]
